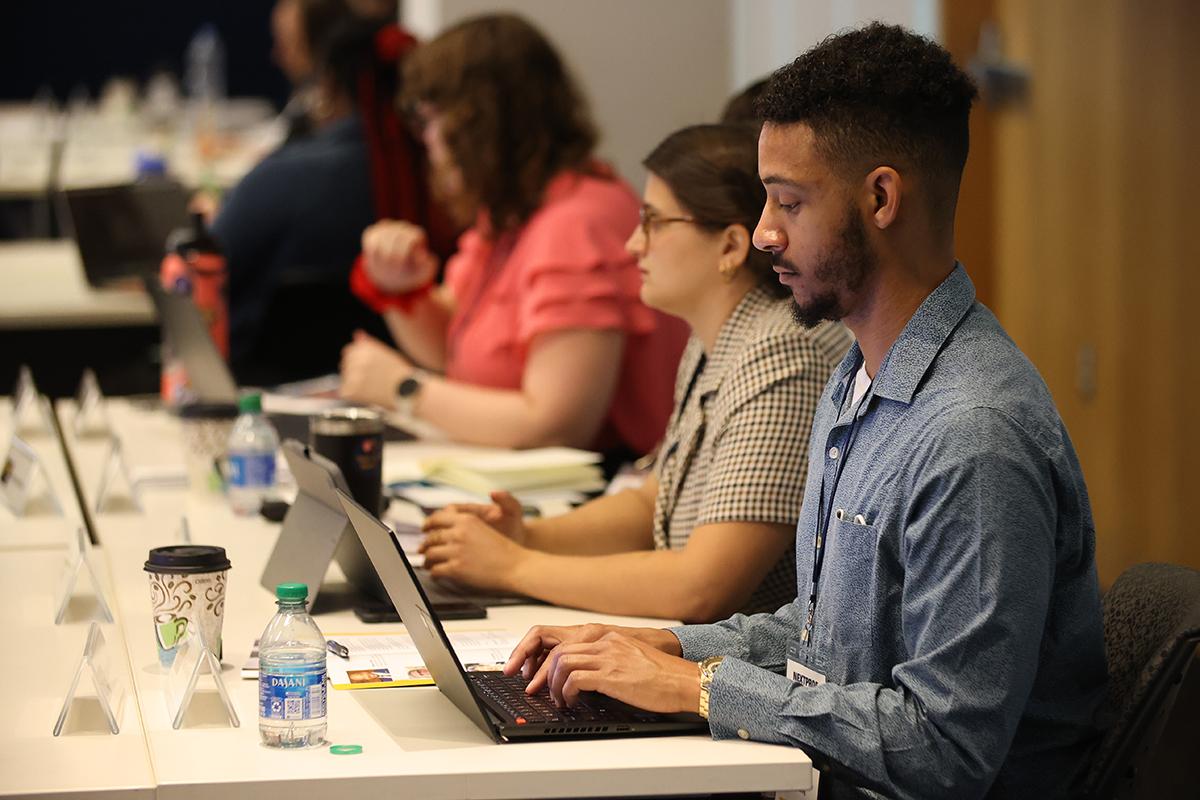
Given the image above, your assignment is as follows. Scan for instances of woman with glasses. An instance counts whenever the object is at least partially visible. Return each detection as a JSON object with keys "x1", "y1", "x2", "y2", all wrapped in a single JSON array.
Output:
[
  {"x1": 339, "y1": 14, "x2": 687, "y2": 462},
  {"x1": 419, "y1": 124, "x2": 852, "y2": 621}
]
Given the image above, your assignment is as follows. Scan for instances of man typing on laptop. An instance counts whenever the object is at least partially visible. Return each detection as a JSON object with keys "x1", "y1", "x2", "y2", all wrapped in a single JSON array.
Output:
[{"x1": 502, "y1": 24, "x2": 1107, "y2": 800}]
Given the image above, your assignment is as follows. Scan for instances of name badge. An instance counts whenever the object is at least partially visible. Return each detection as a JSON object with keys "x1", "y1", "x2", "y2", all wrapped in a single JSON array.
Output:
[{"x1": 786, "y1": 639, "x2": 826, "y2": 687}]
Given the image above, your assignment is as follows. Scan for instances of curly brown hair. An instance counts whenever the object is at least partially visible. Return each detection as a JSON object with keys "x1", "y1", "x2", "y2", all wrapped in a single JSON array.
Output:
[
  {"x1": 401, "y1": 14, "x2": 599, "y2": 233},
  {"x1": 757, "y1": 23, "x2": 978, "y2": 226}
]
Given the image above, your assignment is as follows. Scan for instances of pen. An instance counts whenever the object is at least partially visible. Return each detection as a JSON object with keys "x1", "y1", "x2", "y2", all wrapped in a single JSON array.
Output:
[{"x1": 326, "y1": 639, "x2": 349, "y2": 659}]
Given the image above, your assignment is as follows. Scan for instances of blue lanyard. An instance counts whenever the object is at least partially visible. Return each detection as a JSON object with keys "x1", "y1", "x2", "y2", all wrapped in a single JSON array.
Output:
[{"x1": 802, "y1": 362, "x2": 874, "y2": 645}]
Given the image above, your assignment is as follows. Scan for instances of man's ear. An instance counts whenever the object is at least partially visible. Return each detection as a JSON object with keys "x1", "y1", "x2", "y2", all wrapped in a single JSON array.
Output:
[{"x1": 865, "y1": 166, "x2": 902, "y2": 230}]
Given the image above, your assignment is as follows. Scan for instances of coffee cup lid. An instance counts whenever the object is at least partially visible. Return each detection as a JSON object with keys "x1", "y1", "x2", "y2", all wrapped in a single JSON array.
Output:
[
  {"x1": 177, "y1": 402, "x2": 239, "y2": 420},
  {"x1": 144, "y1": 545, "x2": 231, "y2": 574}
]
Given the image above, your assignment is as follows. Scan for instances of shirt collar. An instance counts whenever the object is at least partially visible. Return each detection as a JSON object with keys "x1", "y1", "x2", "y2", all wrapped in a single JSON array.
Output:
[
  {"x1": 828, "y1": 263, "x2": 976, "y2": 408},
  {"x1": 695, "y1": 285, "x2": 782, "y2": 397}
]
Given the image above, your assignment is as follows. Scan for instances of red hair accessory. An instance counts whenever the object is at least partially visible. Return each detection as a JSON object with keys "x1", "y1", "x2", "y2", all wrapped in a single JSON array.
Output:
[
  {"x1": 374, "y1": 25, "x2": 413, "y2": 63},
  {"x1": 350, "y1": 254, "x2": 433, "y2": 314}
]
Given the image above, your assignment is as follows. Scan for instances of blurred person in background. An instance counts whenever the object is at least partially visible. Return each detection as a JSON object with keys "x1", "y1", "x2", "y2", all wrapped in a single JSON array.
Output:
[
  {"x1": 417, "y1": 124, "x2": 851, "y2": 621},
  {"x1": 340, "y1": 14, "x2": 688, "y2": 464},
  {"x1": 270, "y1": 0, "x2": 338, "y2": 143},
  {"x1": 213, "y1": 14, "x2": 447, "y2": 385}
]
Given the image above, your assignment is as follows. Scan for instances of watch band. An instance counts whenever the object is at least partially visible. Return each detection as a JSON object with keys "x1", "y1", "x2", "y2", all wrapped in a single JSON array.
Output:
[{"x1": 697, "y1": 655, "x2": 724, "y2": 719}]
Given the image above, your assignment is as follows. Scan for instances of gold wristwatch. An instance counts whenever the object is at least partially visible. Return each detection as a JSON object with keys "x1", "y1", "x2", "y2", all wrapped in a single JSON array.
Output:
[{"x1": 697, "y1": 656, "x2": 724, "y2": 719}]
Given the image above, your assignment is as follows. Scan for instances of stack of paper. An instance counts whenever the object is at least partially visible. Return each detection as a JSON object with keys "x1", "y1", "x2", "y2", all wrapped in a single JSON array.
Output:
[{"x1": 419, "y1": 447, "x2": 605, "y2": 495}]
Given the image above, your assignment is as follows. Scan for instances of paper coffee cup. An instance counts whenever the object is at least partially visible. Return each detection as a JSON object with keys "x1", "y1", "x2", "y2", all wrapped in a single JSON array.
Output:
[
  {"x1": 177, "y1": 403, "x2": 238, "y2": 492},
  {"x1": 144, "y1": 545, "x2": 232, "y2": 668}
]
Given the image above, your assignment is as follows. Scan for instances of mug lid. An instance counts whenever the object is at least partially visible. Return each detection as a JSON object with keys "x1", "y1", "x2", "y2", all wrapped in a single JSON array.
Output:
[
  {"x1": 176, "y1": 402, "x2": 239, "y2": 420},
  {"x1": 144, "y1": 545, "x2": 231, "y2": 574}
]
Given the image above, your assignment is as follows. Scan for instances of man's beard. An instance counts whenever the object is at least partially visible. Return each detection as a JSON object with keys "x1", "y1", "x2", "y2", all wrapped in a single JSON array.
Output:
[{"x1": 777, "y1": 205, "x2": 877, "y2": 328}]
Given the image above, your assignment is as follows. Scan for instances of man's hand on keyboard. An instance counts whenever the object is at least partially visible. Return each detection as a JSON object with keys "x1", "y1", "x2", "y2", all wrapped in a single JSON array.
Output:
[{"x1": 504, "y1": 624, "x2": 697, "y2": 714}]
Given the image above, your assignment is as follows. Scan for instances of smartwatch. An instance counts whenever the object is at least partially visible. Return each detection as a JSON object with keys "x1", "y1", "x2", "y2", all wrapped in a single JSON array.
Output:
[{"x1": 395, "y1": 370, "x2": 427, "y2": 419}]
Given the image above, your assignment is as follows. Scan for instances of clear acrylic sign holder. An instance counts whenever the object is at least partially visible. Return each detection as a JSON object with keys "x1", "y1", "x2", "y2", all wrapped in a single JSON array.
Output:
[
  {"x1": 53, "y1": 622, "x2": 127, "y2": 736},
  {"x1": 10, "y1": 365, "x2": 53, "y2": 436},
  {"x1": 94, "y1": 435, "x2": 144, "y2": 513},
  {"x1": 165, "y1": 622, "x2": 240, "y2": 730},
  {"x1": 53, "y1": 525, "x2": 115, "y2": 625},
  {"x1": 72, "y1": 368, "x2": 112, "y2": 438},
  {"x1": 1, "y1": 433, "x2": 64, "y2": 517}
]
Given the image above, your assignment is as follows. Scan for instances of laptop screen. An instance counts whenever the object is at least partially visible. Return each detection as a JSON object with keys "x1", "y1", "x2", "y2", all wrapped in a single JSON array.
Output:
[
  {"x1": 335, "y1": 487, "x2": 501, "y2": 741},
  {"x1": 61, "y1": 182, "x2": 191, "y2": 286}
]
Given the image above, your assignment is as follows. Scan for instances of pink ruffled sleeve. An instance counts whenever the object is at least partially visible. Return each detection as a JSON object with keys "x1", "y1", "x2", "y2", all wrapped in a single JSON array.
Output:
[{"x1": 511, "y1": 182, "x2": 653, "y2": 347}]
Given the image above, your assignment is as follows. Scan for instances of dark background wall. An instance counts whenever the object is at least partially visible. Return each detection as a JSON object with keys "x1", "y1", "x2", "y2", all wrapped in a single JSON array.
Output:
[{"x1": 0, "y1": 1, "x2": 287, "y2": 107}]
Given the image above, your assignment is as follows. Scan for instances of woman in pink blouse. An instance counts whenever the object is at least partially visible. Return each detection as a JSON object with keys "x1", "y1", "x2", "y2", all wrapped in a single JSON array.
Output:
[{"x1": 339, "y1": 14, "x2": 687, "y2": 457}]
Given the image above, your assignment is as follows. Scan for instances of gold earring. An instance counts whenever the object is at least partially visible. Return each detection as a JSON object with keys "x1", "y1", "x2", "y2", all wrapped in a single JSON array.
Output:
[{"x1": 719, "y1": 265, "x2": 739, "y2": 284}]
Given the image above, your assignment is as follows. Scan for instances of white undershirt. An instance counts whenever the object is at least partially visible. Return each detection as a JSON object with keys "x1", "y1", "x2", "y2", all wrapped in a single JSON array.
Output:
[{"x1": 851, "y1": 362, "x2": 872, "y2": 407}]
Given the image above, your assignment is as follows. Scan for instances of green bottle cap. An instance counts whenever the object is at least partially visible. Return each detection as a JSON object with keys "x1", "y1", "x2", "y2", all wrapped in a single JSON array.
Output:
[
  {"x1": 329, "y1": 744, "x2": 362, "y2": 755},
  {"x1": 237, "y1": 392, "x2": 262, "y2": 413},
  {"x1": 275, "y1": 582, "x2": 308, "y2": 601}
]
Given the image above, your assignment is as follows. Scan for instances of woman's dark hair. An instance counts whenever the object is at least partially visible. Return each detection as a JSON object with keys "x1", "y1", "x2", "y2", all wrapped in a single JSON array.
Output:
[
  {"x1": 401, "y1": 13, "x2": 598, "y2": 233},
  {"x1": 316, "y1": 18, "x2": 437, "y2": 233},
  {"x1": 643, "y1": 124, "x2": 786, "y2": 298},
  {"x1": 297, "y1": 0, "x2": 352, "y2": 59}
]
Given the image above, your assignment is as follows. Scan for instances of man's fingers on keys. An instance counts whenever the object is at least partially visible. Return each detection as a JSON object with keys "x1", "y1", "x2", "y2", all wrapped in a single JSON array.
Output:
[
  {"x1": 503, "y1": 627, "x2": 561, "y2": 678},
  {"x1": 547, "y1": 650, "x2": 602, "y2": 707}
]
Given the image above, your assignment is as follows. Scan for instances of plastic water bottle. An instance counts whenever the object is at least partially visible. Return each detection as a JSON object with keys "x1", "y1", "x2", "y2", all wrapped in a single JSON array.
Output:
[
  {"x1": 226, "y1": 393, "x2": 278, "y2": 515},
  {"x1": 258, "y1": 583, "x2": 327, "y2": 748},
  {"x1": 185, "y1": 24, "x2": 226, "y2": 108}
]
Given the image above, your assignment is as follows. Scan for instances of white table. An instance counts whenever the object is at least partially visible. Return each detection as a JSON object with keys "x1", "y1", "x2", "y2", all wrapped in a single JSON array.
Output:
[
  {"x1": 0, "y1": 240, "x2": 155, "y2": 330},
  {"x1": 0, "y1": 403, "x2": 156, "y2": 800},
  {"x1": 2, "y1": 398, "x2": 814, "y2": 799}
]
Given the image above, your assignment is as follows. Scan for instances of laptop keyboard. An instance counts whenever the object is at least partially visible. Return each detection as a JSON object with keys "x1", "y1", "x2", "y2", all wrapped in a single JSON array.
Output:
[{"x1": 470, "y1": 671, "x2": 642, "y2": 725}]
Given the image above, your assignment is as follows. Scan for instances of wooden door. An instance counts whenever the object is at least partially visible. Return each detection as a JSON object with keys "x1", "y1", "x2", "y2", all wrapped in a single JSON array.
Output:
[{"x1": 946, "y1": 0, "x2": 1200, "y2": 586}]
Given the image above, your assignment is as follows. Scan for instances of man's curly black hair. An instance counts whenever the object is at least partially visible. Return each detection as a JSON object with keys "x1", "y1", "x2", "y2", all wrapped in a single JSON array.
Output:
[{"x1": 756, "y1": 23, "x2": 978, "y2": 223}]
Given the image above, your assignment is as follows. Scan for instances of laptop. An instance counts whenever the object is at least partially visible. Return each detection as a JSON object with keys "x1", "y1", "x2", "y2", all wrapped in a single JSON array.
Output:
[
  {"x1": 144, "y1": 279, "x2": 239, "y2": 405},
  {"x1": 59, "y1": 182, "x2": 191, "y2": 287},
  {"x1": 266, "y1": 440, "x2": 525, "y2": 613},
  {"x1": 336, "y1": 487, "x2": 709, "y2": 742}
]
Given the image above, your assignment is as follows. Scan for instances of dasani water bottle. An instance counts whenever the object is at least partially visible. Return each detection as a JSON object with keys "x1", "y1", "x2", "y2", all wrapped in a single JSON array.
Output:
[
  {"x1": 258, "y1": 583, "x2": 327, "y2": 748},
  {"x1": 226, "y1": 392, "x2": 278, "y2": 515}
]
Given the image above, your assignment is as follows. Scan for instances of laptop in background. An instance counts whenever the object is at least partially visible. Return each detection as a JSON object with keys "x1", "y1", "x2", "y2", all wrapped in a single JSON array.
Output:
[
  {"x1": 336, "y1": 487, "x2": 708, "y2": 742},
  {"x1": 144, "y1": 280, "x2": 239, "y2": 405},
  {"x1": 59, "y1": 182, "x2": 191, "y2": 287}
]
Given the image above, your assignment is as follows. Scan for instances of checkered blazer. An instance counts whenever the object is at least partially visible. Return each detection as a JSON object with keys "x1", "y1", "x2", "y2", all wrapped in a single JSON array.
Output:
[{"x1": 652, "y1": 286, "x2": 852, "y2": 614}]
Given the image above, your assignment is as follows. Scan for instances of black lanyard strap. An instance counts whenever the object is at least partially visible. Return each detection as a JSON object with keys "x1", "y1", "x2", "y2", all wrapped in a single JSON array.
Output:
[{"x1": 802, "y1": 363, "x2": 874, "y2": 645}]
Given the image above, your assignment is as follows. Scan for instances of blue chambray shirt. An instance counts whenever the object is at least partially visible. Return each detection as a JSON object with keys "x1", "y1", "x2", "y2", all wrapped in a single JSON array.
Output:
[{"x1": 671, "y1": 265, "x2": 1108, "y2": 800}]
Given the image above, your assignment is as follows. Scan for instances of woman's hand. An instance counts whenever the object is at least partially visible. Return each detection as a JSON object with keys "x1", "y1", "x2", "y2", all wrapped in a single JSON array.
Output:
[
  {"x1": 339, "y1": 330, "x2": 412, "y2": 409},
  {"x1": 361, "y1": 220, "x2": 440, "y2": 294},
  {"x1": 423, "y1": 491, "x2": 529, "y2": 544},
  {"x1": 419, "y1": 513, "x2": 529, "y2": 593}
]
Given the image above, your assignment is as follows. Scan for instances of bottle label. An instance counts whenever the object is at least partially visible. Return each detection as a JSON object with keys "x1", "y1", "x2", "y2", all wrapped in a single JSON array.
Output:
[
  {"x1": 228, "y1": 452, "x2": 275, "y2": 488},
  {"x1": 259, "y1": 670, "x2": 327, "y2": 721}
]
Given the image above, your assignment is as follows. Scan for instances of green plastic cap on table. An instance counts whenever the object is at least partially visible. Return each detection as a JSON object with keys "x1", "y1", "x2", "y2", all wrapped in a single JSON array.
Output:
[
  {"x1": 237, "y1": 392, "x2": 263, "y2": 414},
  {"x1": 275, "y1": 582, "x2": 309, "y2": 602}
]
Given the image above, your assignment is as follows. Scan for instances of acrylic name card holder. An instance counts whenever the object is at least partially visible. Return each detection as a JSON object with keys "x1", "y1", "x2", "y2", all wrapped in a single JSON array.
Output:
[
  {"x1": 1, "y1": 433, "x2": 64, "y2": 517},
  {"x1": 72, "y1": 368, "x2": 113, "y2": 438},
  {"x1": 165, "y1": 621, "x2": 240, "y2": 730},
  {"x1": 94, "y1": 435, "x2": 144, "y2": 513},
  {"x1": 10, "y1": 364, "x2": 54, "y2": 436},
  {"x1": 53, "y1": 622, "x2": 127, "y2": 736},
  {"x1": 53, "y1": 525, "x2": 115, "y2": 625}
]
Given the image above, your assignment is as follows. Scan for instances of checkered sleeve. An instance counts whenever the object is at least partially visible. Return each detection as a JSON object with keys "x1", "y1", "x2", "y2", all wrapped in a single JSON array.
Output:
[{"x1": 695, "y1": 336, "x2": 828, "y2": 528}]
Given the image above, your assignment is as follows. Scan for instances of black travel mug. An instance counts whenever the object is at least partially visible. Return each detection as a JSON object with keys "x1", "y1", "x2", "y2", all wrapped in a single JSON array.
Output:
[{"x1": 309, "y1": 408, "x2": 384, "y2": 516}]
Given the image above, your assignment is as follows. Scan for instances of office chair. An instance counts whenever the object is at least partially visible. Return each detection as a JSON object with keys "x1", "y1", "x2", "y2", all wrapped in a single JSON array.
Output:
[
  {"x1": 232, "y1": 266, "x2": 393, "y2": 388},
  {"x1": 1082, "y1": 562, "x2": 1200, "y2": 799}
]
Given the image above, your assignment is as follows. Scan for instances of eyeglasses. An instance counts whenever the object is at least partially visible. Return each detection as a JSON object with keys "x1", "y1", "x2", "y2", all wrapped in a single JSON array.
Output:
[{"x1": 638, "y1": 206, "x2": 701, "y2": 243}]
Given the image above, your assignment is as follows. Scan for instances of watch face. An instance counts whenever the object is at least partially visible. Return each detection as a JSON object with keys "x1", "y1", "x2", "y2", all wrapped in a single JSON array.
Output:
[{"x1": 397, "y1": 376, "x2": 421, "y2": 398}]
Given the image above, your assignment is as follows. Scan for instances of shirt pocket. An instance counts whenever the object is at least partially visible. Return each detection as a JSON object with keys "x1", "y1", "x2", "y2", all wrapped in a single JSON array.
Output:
[{"x1": 820, "y1": 517, "x2": 881, "y2": 648}]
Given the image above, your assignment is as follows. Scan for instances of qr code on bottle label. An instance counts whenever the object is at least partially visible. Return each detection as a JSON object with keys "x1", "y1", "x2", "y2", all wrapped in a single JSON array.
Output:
[{"x1": 285, "y1": 697, "x2": 304, "y2": 720}]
